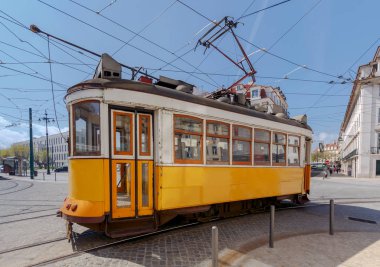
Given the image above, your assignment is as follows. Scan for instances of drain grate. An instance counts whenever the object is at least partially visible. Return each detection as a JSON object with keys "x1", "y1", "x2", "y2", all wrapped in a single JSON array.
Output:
[{"x1": 348, "y1": 217, "x2": 377, "y2": 224}]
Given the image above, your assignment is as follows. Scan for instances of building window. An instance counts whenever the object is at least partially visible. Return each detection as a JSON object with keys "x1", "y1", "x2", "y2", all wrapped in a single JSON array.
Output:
[
  {"x1": 174, "y1": 115, "x2": 203, "y2": 163},
  {"x1": 251, "y1": 89, "x2": 259, "y2": 99},
  {"x1": 288, "y1": 135, "x2": 300, "y2": 166},
  {"x1": 206, "y1": 121, "x2": 230, "y2": 164},
  {"x1": 272, "y1": 132, "x2": 286, "y2": 165},
  {"x1": 73, "y1": 101, "x2": 100, "y2": 155},
  {"x1": 232, "y1": 125, "x2": 252, "y2": 165},
  {"x1": 254, "y1": 129, "x2": 270, "y2": 165},
  {"x1": 376, "y1": 160, "x2": 380, "y2": 176}
]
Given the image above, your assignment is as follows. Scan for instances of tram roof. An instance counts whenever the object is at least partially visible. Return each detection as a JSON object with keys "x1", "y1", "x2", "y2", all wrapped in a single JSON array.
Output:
[{"x1": 67, "y1": 78, "x2": 312, "y2": 131}]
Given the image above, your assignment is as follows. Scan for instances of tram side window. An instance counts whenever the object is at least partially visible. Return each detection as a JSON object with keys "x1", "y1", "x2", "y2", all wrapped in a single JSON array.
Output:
[
  {"x1": 272, "y1": 132, "x2": 286, "y2": 165},
  {"x1": 174, "y1": 115, "x2": 203, "y2": 163},
  {"x1": 232, "y1": 125, "x2": 252, "y2": 165},
  {"x1": 288, "y1": 135, "x2": 300, "y2": 166},
  {"x1": 254, "y1": 129, "x2": 270, "y2": 165},
  {"x1": 73, "y1": 101, "x2": 100, "y2": 155},
  {"x1": 206, "y1": 121, "x2": 230, "y2": 164}
]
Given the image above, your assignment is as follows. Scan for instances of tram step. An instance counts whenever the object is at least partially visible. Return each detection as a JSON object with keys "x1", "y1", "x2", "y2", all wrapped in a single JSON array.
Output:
[{"x1": 107, "y1": 217, "x2": 157, "y2": 238}]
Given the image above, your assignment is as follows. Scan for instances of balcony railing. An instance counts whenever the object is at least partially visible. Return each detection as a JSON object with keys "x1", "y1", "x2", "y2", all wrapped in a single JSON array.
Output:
[{"x1": 370, "y1": 147, "x2": 380, "y2": 154}]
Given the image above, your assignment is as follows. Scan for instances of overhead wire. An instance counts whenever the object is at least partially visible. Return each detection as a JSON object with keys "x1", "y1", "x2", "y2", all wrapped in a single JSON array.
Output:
[
  {"x1": 96, "y1": 0, "x2": 118, "y2": 14},
  {"x1": 40, "y1": 0, "x2": 219, "y2": 88},
  {"x1": 0, "y1": 13, "x2": 46, "y2": 58},
  {"x1": 237, "y1": 0, "x2": 295, "y2": 20},
  {"x1": 304, "y1": 37, "x2": 380, "y2": 113},
  {"x1": 47, "y1": 36, "x2": 66, "y2": 141},
  {"x1": 252, "y1": 0, "x2": 323, "y2": 65},
  {"x1": 108, "y1": 0, "x2": 178, "y2": 56},
  {"x1": 176, "y1": 0, "x2": 351, "y2": 82}
]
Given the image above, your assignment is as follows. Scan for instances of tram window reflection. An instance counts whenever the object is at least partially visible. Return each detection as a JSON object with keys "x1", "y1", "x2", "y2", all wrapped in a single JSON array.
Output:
[
  {"x1": 254, "y1": 129, "x2": 270, "y2": 165},
  {"x1": 206, "y1": 121, "x2": 230, "y2": 164},
  {"x1": 232, "y1": 125, "x2": 252, "y2": 164},
  {"x1": 114, "y1": 113, "x2": 133, "y2": 155},
  {"x1": 174, "y1": 115, "x2": 203, "y2": 163},
  {"x1": 272, "y1": 132, "x2": 286, "y2": 165},
  {"x1": 73, "y1": 101, "x2": 100, "y2": 155},
  {"x1": 288, "y1": 135, "x2": 300, "y2": 166}
]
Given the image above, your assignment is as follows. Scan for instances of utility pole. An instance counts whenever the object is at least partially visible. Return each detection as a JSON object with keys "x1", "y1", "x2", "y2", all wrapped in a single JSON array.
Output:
[
  {"x1": 29, "y1": 108, "x2": 34, "y2": 179},
  {"x1": 39, "y1": 110, "x2": 54, "y2": 175}
]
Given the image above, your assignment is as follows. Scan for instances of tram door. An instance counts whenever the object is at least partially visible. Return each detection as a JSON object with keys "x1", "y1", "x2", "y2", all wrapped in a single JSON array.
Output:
[{"x1": 111, "y1": 110, "x2": 153, "y2": 219}]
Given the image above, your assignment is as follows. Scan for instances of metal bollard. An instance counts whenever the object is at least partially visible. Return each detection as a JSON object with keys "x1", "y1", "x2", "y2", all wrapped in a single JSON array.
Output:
[
  {"x1": 212, "y1": 226, "x2": 218, "y2": 267},
  {"x1": 55, "y1": 172, "x2": 57, "y2": 182},
  {"x1": 330, "y1": 199, "x2": 334, "y2": 235},
  {"x1": 43, "y1": 172, "x2": 45, "y2": 180},
  {"x1": 269, "y1": 205, "x2": 275, "y2": 248}
]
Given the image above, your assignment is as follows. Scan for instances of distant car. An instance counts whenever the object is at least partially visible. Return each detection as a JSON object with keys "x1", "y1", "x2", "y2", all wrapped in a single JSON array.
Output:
[
  {"x1": 55, "y1": 166, "x2": 68, "y2": 172},
  {"x1": 0, "y1": 165, "x2": 3, "y2": 172}
]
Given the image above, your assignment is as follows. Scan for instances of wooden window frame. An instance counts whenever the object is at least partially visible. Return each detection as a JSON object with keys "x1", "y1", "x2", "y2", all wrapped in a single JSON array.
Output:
[
  {"x1": 173, "y1": 114, "x2": 203, "y2": 164},
  {"x1": 139, "y1": 114, "x2": 151, "y2": 156},
  {"x1": 232, "y1": 125, "x2": 252, "y2": 165},
  {"x1": 113, "y1": 111, "x2": 134, "y2": 156},
  {"x1": 272, "y1": 131, "x2": 287, "y2": 166},
  {"x1": 206, "y1": 120, "x2": 230, "y2": 165},
  {"x1": 72, "y1": 100, "x2": 101, "y2": 156},
  {"x1": 254, "y1": 129, "x2": 271, "y2": 166},
  {"x1": 288, "y1": 135, "x2": 300, "y2": 166}
]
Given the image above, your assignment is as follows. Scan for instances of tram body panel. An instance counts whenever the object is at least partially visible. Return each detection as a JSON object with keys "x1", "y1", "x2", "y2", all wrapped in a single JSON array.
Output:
[
  {"x1": 61, "y1": 158, "x2": 109, "y2": 219},
  {"x1": 156, "y1": 166, "x2": 304, "y2": 210}
]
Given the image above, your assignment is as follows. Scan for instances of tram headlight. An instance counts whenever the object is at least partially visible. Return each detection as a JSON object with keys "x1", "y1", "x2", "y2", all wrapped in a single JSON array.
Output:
[{"x1": 71, "y1": 204, "x2": 78, "y2": 212}]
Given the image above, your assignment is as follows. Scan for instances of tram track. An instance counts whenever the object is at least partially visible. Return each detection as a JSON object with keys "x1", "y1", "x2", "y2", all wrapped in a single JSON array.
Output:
[
  {"x1": 0, "y1": 237, "x2": 68, "y2": 255},
  {"x1": 0, "y1": 207, "x2": 59, "y2": 218},
  {"x1": 0, "y1": 213, "x2": 56, "y2": 225},
  {"x1": 0, "y1": 180, "x2": 19, "y2": 191},
  {"x1": 0, "y1": 181, "x2": 34, "y2": 195},
  {"x1": 26, "y1": 222, "x2": 201, "y2": 267},
  {"x1": 2, "y1": 200, "x2": 377, "y2": 266}
]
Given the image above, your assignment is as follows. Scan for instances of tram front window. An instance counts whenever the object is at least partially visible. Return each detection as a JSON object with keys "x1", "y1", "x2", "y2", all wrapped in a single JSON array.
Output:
[{"x1": 73, "y1": 101, "x2": 100, "y2": 155}]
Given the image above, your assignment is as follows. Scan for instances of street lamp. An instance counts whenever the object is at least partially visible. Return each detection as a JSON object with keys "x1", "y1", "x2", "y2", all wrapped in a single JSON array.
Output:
[{"x1": 39, "y1": 110, "x2": 54, "y2": 175}]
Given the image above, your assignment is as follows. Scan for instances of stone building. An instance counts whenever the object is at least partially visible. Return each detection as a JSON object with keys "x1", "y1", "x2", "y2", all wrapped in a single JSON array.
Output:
[
  {"x1": 340, "y1": 46, "x2": 380, "y2": 177},
  {"x1": 13, "y1": 131, "x2": 69, "y2": 168}
]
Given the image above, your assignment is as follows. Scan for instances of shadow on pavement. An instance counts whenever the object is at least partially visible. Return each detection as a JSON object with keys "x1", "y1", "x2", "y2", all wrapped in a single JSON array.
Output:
[{"x1": 68, "y1": 203, "x2": 380, "y2": 267}]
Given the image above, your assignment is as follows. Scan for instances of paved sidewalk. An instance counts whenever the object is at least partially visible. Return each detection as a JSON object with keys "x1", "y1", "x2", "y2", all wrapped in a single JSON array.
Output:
[
  {"x1": 0, "y1": 170, "x2": 68, "y2": 183},
  {"x1": 223, "y1": 232, "x2": 380, "y2": 267}
]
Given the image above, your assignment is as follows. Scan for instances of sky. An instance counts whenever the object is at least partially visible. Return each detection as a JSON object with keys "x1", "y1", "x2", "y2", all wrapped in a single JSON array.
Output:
[{"x1": 0, "y1": 0, "x2": 379, "y2": 149}]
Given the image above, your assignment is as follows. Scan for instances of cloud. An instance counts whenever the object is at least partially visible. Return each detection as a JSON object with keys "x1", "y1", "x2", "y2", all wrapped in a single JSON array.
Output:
[{"x1": 0, "y1": 116, "x2": 68, "y2": 149}]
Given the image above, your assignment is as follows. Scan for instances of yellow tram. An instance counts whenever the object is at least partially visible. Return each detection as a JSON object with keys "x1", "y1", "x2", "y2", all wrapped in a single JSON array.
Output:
[{"x1": 60, "y1": 54, "x2": 312, "y2": 237}]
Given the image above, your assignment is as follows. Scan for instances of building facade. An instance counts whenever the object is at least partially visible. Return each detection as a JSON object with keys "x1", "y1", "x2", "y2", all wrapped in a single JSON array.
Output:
[
  {"x1": 312, "y1": 141, "x2": 340, "y2": 164},
  {"x1": 340, "y1": 47, "x2": 380, "y2": 177},
  {"x1": 14, "y1": 131, "x2": 69, "y2": 168},
  {"x1": 233, "y1": 83, "x2": 288, "y2": 114}
]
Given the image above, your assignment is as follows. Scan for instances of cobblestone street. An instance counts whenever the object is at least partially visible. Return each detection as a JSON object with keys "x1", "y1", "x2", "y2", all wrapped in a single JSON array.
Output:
[{"x1": 0, "y1": 174, "x2": 380, "y2": 267}]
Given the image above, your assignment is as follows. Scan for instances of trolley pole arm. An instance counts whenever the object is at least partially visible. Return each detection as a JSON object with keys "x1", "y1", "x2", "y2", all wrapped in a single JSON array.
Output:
[{"x1": 29, "y1": 24, "x2": 158, "y2": 81}]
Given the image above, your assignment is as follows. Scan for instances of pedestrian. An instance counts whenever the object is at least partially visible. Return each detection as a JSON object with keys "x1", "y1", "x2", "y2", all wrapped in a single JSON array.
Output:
[
  {"x1": 323, "y1": 169, "x2": 328, "y2": 179},
  {"x1": 329, "y1": 167, "x2": 333, "y2": 175}
]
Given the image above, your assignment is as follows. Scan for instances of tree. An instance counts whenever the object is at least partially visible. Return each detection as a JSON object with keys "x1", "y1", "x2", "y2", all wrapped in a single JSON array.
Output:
[
  {"x1": 10, "y1": 144, "x2": 29, "y2": 159},
  {"x1": 0, "y1": 148, "x2": 11, "y2": 158}
]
